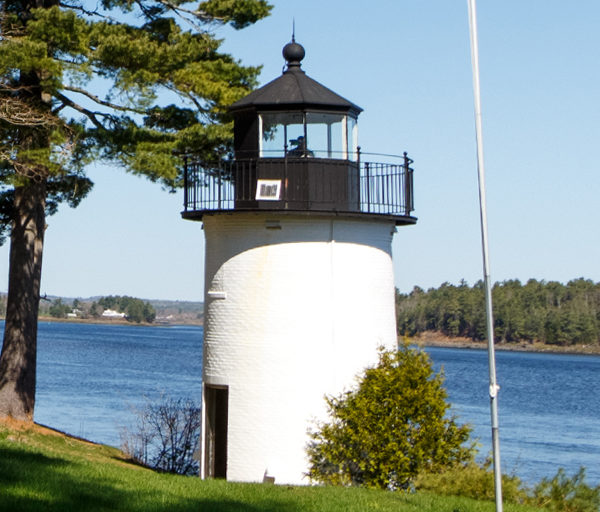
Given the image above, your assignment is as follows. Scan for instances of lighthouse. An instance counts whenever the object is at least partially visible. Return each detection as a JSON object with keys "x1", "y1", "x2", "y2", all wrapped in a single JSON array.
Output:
[{"x1": 182, "y1": 39, "x2": 416, "y2": 485}]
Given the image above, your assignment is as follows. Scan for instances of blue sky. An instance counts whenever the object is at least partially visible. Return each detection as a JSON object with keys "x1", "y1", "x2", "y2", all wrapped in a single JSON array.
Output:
[{"x1": 1, "y1": 1, "x2": 599, "y2": 301}]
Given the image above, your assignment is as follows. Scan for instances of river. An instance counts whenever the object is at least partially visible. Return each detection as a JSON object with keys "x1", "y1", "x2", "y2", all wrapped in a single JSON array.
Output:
[{"x1": 1, "y1": 321, "x2": 598, "y2": 486}]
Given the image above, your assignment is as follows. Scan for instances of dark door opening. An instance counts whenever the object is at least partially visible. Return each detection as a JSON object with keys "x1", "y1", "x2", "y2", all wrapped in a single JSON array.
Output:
[{"x1": 204, "y1": 385, "x2": 228, "y2": 479}]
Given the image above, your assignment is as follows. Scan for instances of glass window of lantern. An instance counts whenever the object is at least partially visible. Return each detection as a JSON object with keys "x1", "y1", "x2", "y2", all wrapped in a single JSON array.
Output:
[
  {"x1": 347, "y1": 116, "x2": 358, "y2": 161},
  {"x1": 305, "y1": 112, "x2": 345, "y2": 159},
  {"x1": 260, "y1": 113, "x2": 303, "y2": 157}
]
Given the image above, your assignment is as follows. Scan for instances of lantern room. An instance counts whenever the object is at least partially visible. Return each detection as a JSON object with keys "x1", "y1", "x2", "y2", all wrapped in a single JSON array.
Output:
[{"x1": 230, "y1": 38, "x2": 361, "y2": 161}]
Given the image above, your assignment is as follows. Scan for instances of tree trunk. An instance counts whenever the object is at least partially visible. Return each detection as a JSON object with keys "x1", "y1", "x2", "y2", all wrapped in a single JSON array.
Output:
[{"x1": 0, "y1": 180, "x2": 46, "y2": 421}]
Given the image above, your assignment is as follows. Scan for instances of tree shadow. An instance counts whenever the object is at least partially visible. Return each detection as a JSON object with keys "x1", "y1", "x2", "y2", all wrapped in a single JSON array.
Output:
[
  {"x1": 0, "y1": 445, "x2": 303, "y2": 512},
  {"x1": 0, "y1": 446, "x2": 68, "y2": 485},
  {"x1": 0, "y1": 445, "x2": 122, "y2": 511}
]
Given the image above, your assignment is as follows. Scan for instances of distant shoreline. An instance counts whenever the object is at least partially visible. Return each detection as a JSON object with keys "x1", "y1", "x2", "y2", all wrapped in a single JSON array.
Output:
[
  {"x1": 16, "y1": 316, "x2": 204, "y2": 327},
  {"x1": 412, "y1": 332, "x2": 600, "y2": 355},
  {"x1": 3, "y1": 318, "x2": 597, "y2": 354}
]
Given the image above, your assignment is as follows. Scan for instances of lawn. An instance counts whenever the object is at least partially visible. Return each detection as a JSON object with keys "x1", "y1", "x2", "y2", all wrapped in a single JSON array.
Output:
[{"x1": 0, "y1": 420, "x2": 540, "y2": 512}]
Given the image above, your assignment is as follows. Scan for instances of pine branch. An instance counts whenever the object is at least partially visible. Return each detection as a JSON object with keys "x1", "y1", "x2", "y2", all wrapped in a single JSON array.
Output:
[
  {"x1": 63, "y1": 85, "x2": 146, "y2": 115},
  {"x1": 54, "y1": 91, "x2": 110, "y2": 129},
  {"x1": 156, "y1": 0, "x2": 221, "y2": 23},
  {"x1": 58, "y1": 1, "x2": 119, "y2": 22},
  {"x1": 162, "y1": 84, "x2": 208, "y2": 114},
  {"x1": 131, "y1": 0, "x2": 222, "y2": 30}
]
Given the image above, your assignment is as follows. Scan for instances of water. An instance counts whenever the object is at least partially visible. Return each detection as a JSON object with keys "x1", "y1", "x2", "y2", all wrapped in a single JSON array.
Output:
[
  {"x1": 1, "y1": 321, "x2": 598, "y2": 486},
  {"x1": 426, "y1": 346, "x2": 600, "y2": 486},
  {"x1": 33, "y1": 321, "x2": 203, "y2": 447}
]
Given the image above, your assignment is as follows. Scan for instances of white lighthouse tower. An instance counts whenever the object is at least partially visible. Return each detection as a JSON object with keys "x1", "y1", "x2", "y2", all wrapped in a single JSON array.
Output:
[{"x1": 182, "y1": 39, "x2": 416, "y2": 485}]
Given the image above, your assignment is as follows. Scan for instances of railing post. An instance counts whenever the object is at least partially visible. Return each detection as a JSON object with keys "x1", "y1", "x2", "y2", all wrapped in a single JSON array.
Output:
[
  {"x1": 183, "y1": 155, "x2": 188, "y2": 211},
  {"x1": 283, "y1": 154, "x2": 289, "y2": 207},
  {"x1": 217, "y1": 164, "x2": 222, "y2": 210},
  {"x1": 403, "y1": 151, "x2": 411, "y2": 215},
  {"x1": 194, "y1": 161, "x2": 198, "y2": 210},
  {"x1": 356, "y1": 146, "x2": 361, "y2": 211},
  {"x1": 365, "y1": 159, "x2": 371, "y2": 213}
]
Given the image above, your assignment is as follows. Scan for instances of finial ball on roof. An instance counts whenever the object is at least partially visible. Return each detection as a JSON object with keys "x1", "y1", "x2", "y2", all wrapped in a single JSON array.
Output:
[{"x1": 283, "y1": 40, "x2": 305, "y2": 67}]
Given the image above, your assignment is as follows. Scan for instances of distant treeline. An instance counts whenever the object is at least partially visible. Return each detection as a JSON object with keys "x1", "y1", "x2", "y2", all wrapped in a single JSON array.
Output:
[
  {"x1": 396, "y1": 278, "x2": 600, "y2": 346},
  {"x1": 36, "y1": 295, "x2": 156, "y2": 324},
  {"x1": 0, "y1": 294, "x2": 204, "y2": 324}
]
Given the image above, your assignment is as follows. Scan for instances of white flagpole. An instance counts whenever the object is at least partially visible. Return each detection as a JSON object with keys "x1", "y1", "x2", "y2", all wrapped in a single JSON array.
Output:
[{"x1": 466, "y1": 1, "x2": 503, "y2": 511}]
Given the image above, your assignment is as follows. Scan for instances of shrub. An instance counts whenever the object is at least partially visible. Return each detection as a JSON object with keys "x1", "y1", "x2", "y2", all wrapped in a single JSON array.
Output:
[
  {"x1": 415, "y1": 459, "x2": 527, "y2": 504},
  {"x1": 530, "y1": 467, "x2": 600, "y2": 512},
  {"x1": 307, "y1": 342, "x2": 475, "y2": 490},
  {"x1": 416, "y1": 462, "x2": 600, "y2": 512}
]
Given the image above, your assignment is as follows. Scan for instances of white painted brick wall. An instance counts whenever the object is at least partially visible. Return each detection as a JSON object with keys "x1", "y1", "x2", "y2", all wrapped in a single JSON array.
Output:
[{"x1": 201, "y1": 213, "x2": 398, "y2": 484}]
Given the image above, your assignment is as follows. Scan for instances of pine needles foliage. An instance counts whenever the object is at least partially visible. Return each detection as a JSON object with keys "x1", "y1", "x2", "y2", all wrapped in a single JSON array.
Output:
[{"x1": 0, "y1": 0, "x2": 272, "y2": 420}]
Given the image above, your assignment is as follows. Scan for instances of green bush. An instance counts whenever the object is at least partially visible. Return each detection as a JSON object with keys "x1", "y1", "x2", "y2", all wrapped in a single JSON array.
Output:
[
  {"x1": 307, "y1": 342, "x2": 475, "y2": 490},
  {"x1": 416, "y1": 463, "x2": 600, "y2": 512},
  {"x1": 530, "y1": 467, "x2": 600, "y2": 512},
  {"x1": 415, "y1": 460, "x2": 527, "y2": 504}
]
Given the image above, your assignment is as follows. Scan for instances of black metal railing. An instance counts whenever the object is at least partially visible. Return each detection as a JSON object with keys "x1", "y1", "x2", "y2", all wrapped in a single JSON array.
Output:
[{"x1": 183, "y1": 152, "x2": 415, "y2": 219}]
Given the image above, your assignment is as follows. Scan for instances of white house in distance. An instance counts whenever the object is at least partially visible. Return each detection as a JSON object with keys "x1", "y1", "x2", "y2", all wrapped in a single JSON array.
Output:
[
  {"x1": 182, "y1": 39, "x2": 417, "y2": 485},
  {"x1": 101, "y1": 309, "x2": 126, "y2": 319}
]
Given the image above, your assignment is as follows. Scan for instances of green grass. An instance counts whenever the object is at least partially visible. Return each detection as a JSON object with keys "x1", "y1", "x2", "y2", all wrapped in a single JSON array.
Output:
[{"x1": 0, "y1": 421, "x2": 540, "y2": 512}]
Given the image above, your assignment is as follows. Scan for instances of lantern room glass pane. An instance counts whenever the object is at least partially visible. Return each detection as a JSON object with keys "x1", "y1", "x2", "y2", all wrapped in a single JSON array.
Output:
[
  {"x1": 260, "y1": 113, "x2": 303, "y2": 157},
  {"x1": 305, "y1": 113, "x2": 344, "y2": 159},
  {"x1": 347, "y1": 116, "x2": 358, "y2": 161},
  {"x1": 260, "y1": 112, "x2": 355, "y2": 159}
]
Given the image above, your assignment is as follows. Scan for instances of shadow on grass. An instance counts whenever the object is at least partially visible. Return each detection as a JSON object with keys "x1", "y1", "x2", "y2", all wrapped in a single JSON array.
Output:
[
  {"x1": 0, "y1": 446, "x2": 68, "y2": 484},
  {"x1": 0, "y1": 445, "x2": 123, "y2": 511},
  {"x1": 0, "y1": 445, "x2": 302, "y2": 512}
]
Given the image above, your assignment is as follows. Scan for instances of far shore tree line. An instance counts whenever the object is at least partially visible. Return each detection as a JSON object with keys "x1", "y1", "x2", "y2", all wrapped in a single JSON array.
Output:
[
  {"x1": 2, "y1": 277, "x2": 599, "y2": 343},
  {"x1": 396, "y1": 278, "x2": 600, "y2": 346},
  {"x1": 39, "y1": 295, "x2": 156, "y2": 324}
]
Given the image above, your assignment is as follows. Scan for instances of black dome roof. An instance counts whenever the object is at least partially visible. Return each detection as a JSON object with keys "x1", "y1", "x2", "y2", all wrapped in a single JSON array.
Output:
[{"x1": 229, "y1": 40, "x2": 362, "y2": 115}]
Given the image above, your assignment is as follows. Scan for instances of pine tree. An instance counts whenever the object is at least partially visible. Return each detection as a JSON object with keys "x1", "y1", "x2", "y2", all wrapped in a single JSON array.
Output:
[{"x1": 0, "y1": 0, "x2": 271, "y2": 420}]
